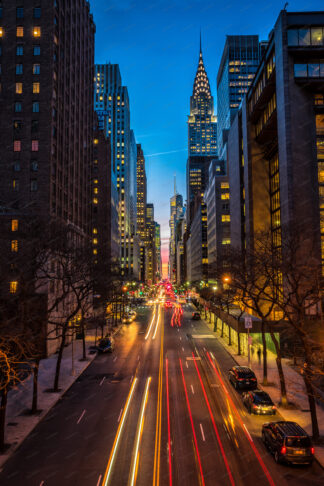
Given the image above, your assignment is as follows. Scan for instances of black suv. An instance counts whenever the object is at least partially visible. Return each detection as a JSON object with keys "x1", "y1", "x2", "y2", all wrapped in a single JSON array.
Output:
[
  {"x1": 242, "y1": 390, "x2": 276, "y2": 415},
  {"x1": 192, "y1": 312, "x2": 201, "y2": 320},
  {"x1": 228, "y1": 366, "x2": 257, "y2": 390},
  {"x1": 262, "y1": 421, "x2": 314, "y2": 465}
]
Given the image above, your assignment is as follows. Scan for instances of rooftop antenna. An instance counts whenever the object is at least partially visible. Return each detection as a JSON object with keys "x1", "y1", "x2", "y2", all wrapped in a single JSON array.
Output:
[
  {"x1": 283, "y1": 2, "x2": 288, "y2": 10},
  {"x1": 200, "y1": 28, "x2": 202, "y2": 54}
]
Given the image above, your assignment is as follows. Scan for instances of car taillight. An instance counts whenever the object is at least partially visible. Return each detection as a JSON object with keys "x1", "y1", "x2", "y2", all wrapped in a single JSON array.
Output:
[
  {"x1": 237, "y1": 378, "x2": 244, "y2": 381},
  {"x1": 272, "y1": 406, "x2": 276, "y2": 409},
  {"x1": 280, "y1": 446, "x2": 286, "y2": 455},
  {"x1": 251, "y1": 377, "x2": 256, "y2": 381},
  {"x1": 311, "y1": 447, "x2": 314, "y2": 454},
  {"x1": 253, "y1": 404, "x2": 258, "y2": 409}
]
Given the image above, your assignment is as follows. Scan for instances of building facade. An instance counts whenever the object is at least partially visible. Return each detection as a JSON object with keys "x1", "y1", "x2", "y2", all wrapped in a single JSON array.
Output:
[
  {"x1": 228, "y1": 10, "x2": 324, "y2": 276},
  {"x1": 0, "y1": 0, "x2": 95, "y2": 354},
  {"x1": 217, "y1": 35, "x2": 260, "y2": 160},
  {"x1": 205, "y1": 160, "x2": 230, "y2": 280},
  {"x1": 169, "y1": 192, "x2": 184, "y2": 281}
]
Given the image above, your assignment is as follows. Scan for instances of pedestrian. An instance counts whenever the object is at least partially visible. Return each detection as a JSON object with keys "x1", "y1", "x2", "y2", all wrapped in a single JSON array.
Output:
[{"x1": 257, "y1": 347, "x2": 261, "y2": 364}]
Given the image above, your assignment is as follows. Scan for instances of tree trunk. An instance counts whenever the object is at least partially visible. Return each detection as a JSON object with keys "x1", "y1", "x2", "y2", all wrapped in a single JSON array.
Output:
[
  {"x1": 221, "y1": 320, "x2": 224, "y2": 338},
  {"x1": 0, "y1": 389, "x2": 8, "y2": 453},
  {"x1": 228, "y1": 326, "x2": 232, "y2": 346},
  {"x1": 31, "y1": 358, "x2": 40, "y2": 413},
  {"x1": 269, "y1": 331, "x2": 288, "y2": 407},
  {"x1": 261, "y1": 320, "x2": 268, "y2": 385},
  {"x1": 301, "y1": 337, "x2": 320, "y2": 442},
  {"x1": 53, "y1": 324, "x2": 67, "y2": 392},
  {"x1": 238, "y1": 332, "x2": 241, "y2": 355},
  {"x1": 82, "y1": 321, "x2": 86, "y2": 360}
]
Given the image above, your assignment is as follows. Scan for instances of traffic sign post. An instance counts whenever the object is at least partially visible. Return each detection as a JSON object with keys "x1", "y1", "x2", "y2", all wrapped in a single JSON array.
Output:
[{"x1": 245, "y1": 317, "x2": 253, "y2": 366}]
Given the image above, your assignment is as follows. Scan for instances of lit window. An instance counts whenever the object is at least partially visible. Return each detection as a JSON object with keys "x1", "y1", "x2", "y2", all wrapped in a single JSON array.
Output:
[
  {"x1": 222, "y1": 238, "x2": 231, "y2": 245},
  {"x1": 11, "y1": 220, "x2": 19, "y2": 231},
  {"x1": 16, "y1": 83, "x2": 23, "y2": 94},
  {"x1": 33, "y1": 64, "x2": 40, "y2": 74},
  {"x1": 94, "y1": 187, "x2": 98, "y2": 194},
  {"x1": 14, "y1": 140, "x2": 21, "y2": 152},
  {"x1": 11, "y1": 240, "x2": 18, "y2": 252},
  {"x1": 33, "y1": 82, "x2": 40, "y2": 93},
  {"x1": 13, "y1": 179, "x2": 19, "y2": 191},
  {"x1": 0, "y1": 27, "x2": 3, "y2": 37},
  {"x1": 222, "y1": 215, "x2": 230, "y2": 222},
  {"x1": 32, "y1": 102, "x2": 39, "y2": 113},
  {"x1": 93, "y1": 249, "x2": 97, "y2": 255},
  {"x1": 33, "y1": 26, "x2": 41, "y2": 37},
  {"x1": 16, "y1": 27, "x2": 24, "y2": 37},
  {"x1": 221, "y1": 193, "x2": 230, "y2": 200},
  {"x1": 93, "y1": 228, "x2": 98, "y2": 234},
  {"x1": 94, "y1": 139, "x2": 98, "y2": 145},
  {"x1": 93, "y1": 238, "x2": 98, "y2": 245},
  {"x1": 221, "y1": 182, "x2": 229, "y2": 189},
  {"x1": 10, "y1": 281, "x2": 18, "y2": 294},
  {"x1": 93, "y1": 198, "x2": 98, "y2": 204},
  {"x1": 31, "y1": 140, "x2": 39, "y2": 151}
]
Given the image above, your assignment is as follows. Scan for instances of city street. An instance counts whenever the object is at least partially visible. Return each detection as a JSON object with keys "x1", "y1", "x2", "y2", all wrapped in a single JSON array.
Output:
[{"x1": 1, "y1": 304, "x2": 324, "y2": 486}]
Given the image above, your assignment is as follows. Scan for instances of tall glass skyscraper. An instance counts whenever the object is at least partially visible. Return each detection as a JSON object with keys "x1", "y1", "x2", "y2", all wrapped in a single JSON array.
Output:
[{"x1": 217, "y1": 35, "x2": 260, "y2": 160}]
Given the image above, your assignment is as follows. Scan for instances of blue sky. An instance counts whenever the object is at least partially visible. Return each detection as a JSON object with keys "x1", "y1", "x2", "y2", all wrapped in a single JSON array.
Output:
[{"x1": 92, "y1": 0, "x2": 323, "y2": 267}]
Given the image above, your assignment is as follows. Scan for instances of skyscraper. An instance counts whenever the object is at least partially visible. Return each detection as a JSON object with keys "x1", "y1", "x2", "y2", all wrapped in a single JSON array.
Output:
[
  {"x1": 136, "y1": 144, "x2": 147, "y2": 282},
  {"x1": 0, "y1": 0, "x2": 95, "y2": 354},
  {"x1": 187, "y1": 39, "x2": 217, "y2": 226},
  {"x1": 169, "y1": 192, "x2": 184, "y2": 282},
  {"x1": 217, "y1": 35, "x2": 260, "y2": 160},
  {"x1": 94, "y1": 64, "x2": 136, "y2": 276}
]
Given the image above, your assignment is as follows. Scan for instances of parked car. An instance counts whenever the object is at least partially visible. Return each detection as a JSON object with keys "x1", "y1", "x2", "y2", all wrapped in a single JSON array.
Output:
[
  {"x1": 228, "y1": 366, "x2": 257, "y2": 390},
  {"x1": 242, "y1": 390, "x2": 276, "y2": 415},
  {"x1": 97, "y1": 337, "x2": 113, "y2": 353},
  {"x1": 122, "y1": 313, "x2": 135, "y2": 324},
  {"x1": 192, "y1": 311, "x2": 201, "y2": 320},
  {"x1": 262, "y1": 421, "x2": 314, "y2": 465}
]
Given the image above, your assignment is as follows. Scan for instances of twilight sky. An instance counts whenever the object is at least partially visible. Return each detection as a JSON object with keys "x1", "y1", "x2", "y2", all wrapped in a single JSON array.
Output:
[{"x1": 92, "y1": 0, "x2": 323, "y2": 275}]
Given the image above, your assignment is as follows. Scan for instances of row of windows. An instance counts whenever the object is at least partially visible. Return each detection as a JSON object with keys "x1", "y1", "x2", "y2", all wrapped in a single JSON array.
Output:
[
  {"x1": 14, "y1": 140, "x2": 39, "y2": 151},
  {"x1": 294, "y1": 61, "x2": 324, "y2": 78},
  {"x1": 15, "y1": 101, "x2": 39, "y2": 112},
  {"x1": 0, "y1": 26, "x2": 41, "y2": 38},
  {"x1": 287, "y1": 27, "x2": 324, "y2": 47},
  {"x1": 11, "y1": 179, "x2": 39, "y2": 191},
  {"x1": 11, "y1": 45, "x2": 41, "y2": 56},
  {"x1": 15, "y1": 82, "x2": 40, "y2": 93},
  {"x1": 6, "y1": 7, "x2": 42, "y2": 19},
  {"x1": 12, "y1": 160, "x2": 38, "y2": 172},
  {"x1": 14, "y1": 63, "x2": 40, "y2": 74},
  {"x1": 255, "y1": 93, "x2": 276, "y2": 137}
]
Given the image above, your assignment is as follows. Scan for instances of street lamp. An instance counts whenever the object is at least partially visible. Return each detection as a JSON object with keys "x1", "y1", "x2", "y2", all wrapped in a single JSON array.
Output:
[{"x1": 213, "y1": 286, "x2": 218, "y2": 291}]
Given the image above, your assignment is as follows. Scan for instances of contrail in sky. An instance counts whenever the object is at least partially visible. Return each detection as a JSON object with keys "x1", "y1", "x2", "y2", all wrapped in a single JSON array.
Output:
[{"x1": 146, "y1": 148, "x2": 186, "y2": 157}]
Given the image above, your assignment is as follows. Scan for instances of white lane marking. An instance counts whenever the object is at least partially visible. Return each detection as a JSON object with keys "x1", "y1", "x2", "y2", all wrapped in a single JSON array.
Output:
[
  {"x1": 96, "y1": 474, "x2": 102, "y2": 486},
  {"x1": 117, "y1": 408, "x2": 123, "y2": 422},
  {"x1": 99, "y1": 376, "x2": 106, "y2": 386},
  {"x1": 200, "y1": 423, "x2": 206, "y2": 442},
  {"x1": 39, "y1": 482, "x2": 44, "y2": 486},
  {"x1": 186, "y1": 361, "x2": 189, "y2": 368},
  {"x1": 191, "y1": 385, "x2": 195, "y2": 395},
  {"x1": 130, "y1": 375, "x2": 133, "y2": 383},
  {"x1": 137, "y1": 354, "x2": 140, "y2": 360},
  {"x1": 77, "y1": 409, "x2": 86, "y2": 424},
  {"x1": 182, "y1": 347, "x2": 184, "y2": 352},
  {"x1": 113, "y1": 356, "x2": 117, "y2": 362},
  {"x1": 243, "y1": 423, "x2": 253, "y2": 442},
  {"x1": 180, "y1": 336, "x2": 182, "y2": 341}
]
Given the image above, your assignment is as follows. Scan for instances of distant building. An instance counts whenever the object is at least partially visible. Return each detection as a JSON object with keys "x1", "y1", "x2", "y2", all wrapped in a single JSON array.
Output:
[
  {"x1": 145, "y1": 203, "x2": 156, "y2": 284},
  {"x1": 94, "y1": 64, "x2": 138, "y2": 277},
  {"x1": 217, "y1": 35, "x2": 260, "y2": 160},
  {"x1": 169, "y1": 192, "x2": 184, "y2": 281},
  {"x1": 186, "y1": 202, "x2": 208, "y2": 282},
  {"x1": 136, "y1": 144, "x2": 147, "y2": 281},
  {"x1": 155, "y1": 222, "x2": 161, "y2": 279},
  {"x1": 205, "y1": 160, "x2": 230, "y2": 280}
]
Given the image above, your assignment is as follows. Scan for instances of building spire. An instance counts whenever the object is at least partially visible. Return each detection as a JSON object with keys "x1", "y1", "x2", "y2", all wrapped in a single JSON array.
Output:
[{"x1": 200, "y1": 29, "x2": 202, "y2": 55}]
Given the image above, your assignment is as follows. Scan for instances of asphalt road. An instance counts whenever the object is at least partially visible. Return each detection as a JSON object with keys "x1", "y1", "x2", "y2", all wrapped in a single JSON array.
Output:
[{"x1": 1, "y1": 302, "x2": 324, "y2": 486}]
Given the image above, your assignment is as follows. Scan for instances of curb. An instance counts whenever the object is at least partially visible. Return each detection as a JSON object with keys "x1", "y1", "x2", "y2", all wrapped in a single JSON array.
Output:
[{"x1": 0, "y1": 347, "x2": 96, "y2": 470}]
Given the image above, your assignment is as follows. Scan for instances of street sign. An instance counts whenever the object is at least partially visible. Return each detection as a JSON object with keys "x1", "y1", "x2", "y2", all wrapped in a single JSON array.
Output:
[{"x1": 244, "y1": 316, "x2": 253, "y2": 329}]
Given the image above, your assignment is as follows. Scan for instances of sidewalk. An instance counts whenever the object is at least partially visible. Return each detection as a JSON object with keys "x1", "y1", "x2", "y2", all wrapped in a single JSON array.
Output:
[
  {"x1": 0, "y1": 330, "x2": 101, "y2": 469},
  {"x1": 203, "y1": 317, "x2": 324, "y2": 468}
]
